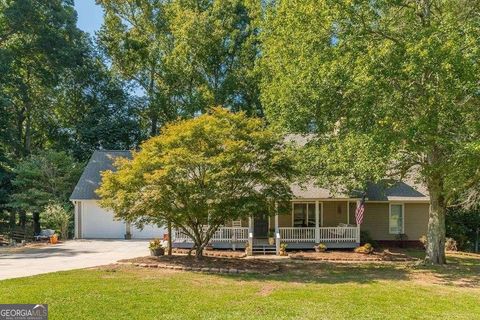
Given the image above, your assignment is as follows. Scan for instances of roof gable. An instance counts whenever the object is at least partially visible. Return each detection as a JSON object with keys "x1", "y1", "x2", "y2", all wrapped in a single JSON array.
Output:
[{"x1": 69, "y1": 150, "x2": 132, "y2": 200}]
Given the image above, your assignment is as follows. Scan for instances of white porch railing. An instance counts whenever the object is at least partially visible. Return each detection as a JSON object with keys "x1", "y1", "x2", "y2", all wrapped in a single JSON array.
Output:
[
  {"x1": 279, "y1": 227, "x2": 359, "y2": 243},
  {"x1": 279, "y1": 227, "x2": 316, "y2": 242},
  {"x1": 173, "y1": 229, "x2": 193, "y2": 243},
  {"x1": 317, "y1": 227, "x2": 358, "y2": 242},
  {"x1": 211, "y1": 227, "x2": 249, "y2": 242},
  {"x1": 172, "y1": 227, "x2": 249, "y2": 243},
  {"x1": 173, "y1": 226, "x2": 358, "y2": 244}
]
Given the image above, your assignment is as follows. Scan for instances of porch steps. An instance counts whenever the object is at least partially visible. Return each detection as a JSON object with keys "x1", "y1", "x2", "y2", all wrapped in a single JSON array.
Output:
[{"x1": 252, "y1": 244, "x2": 276, "y2": 255}]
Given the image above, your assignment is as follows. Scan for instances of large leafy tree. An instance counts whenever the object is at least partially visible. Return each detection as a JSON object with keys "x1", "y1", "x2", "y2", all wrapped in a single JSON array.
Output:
[
  {"x1": 1, "y1": 1, "x2": 147, "y2": 232},
  {"x1": 98, "y1": 0, "x2": 262, "y2": 136},
  {"x1": 260, "y1": 0, "x2": 480, "y2": 264},
  {"x1": 0, "y1": 0, "x2": 84, "y2": 157},
  {"x1": 9, "y1": 150, "x2": 82, "y2": 233},
  {"x1": 51, "y1": 46, "x2": 144, "y2": 161},
  {"x1": 97, "y1": 108, "x2": 293, "y2": 257}
]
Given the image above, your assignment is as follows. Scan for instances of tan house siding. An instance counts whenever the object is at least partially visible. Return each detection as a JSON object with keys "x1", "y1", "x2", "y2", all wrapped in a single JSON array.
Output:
[
  {"x1": 404, "y1": 203, "x2": 429, "y2": 240},
  {"x1": 234, "y1": 201, "x2": 429, "y2": 240},
  {"x1": 349, "y1": 202, "x2": 356, "y2": 225},
  {"x1": 361, "y1": 203, "x2": 391, "y2": 239},
  {"x1": 361, "y1": 202, "x2": 430, "y2": 240},
  {"x1": 277, "y1": 213, "x2": 292, "y2": 227},
  {"x1": 322, "y1": 201, "x2": 348, "y2": 227}
]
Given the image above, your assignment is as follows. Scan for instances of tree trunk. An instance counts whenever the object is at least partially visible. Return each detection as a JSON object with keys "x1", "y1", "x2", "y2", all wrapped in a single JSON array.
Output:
[
  {"x1": 9, "y1": 211, "x2": 16, "y2": 228},
  {"x1": 32, "y1": 212, "x2": 40, "y2": 235},
  {"x1": 19, "y1": 212, "x2": 26, "y2": 228},
  {"x1": 167, "y1": 221, "x2": 172, "y2": 256},
  {"x1": 150, "y1": 110, "x2": 158, "y2": 137},
  {"x1": 195, "y1": 243, "x2": 205, "y2": 259},
  {"x1": 24, "y1": 107, "x2": 32, "y2": 155},
  {"x1": 148, "y1": 69, "x2": 158, "y2": 137},
  {"x1": 425, "y1": 180, "x2": 446, "y2": 264}
]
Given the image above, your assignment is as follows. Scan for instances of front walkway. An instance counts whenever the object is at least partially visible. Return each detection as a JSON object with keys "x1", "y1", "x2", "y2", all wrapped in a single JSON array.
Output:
[{"x1": 0, "y1": 239, "x2": 149, "y2": 280}]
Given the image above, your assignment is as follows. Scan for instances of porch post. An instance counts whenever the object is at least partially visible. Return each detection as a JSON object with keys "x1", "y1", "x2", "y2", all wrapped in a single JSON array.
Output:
[
  {"x1": 347, "y1": 201, "x2": 350, "y2": 224},
  {"x1": 355, "y1": 200, "x2": 361, "y2": 244},
  {"x1": 247, "y1": 216, "x2": 253, "y2": 256},
  {"x1": 356, "y1": 225, "x2": 361, "y2": 244},
  {"x1": 275, "y1": 202, "x2": 280, "y2": 255},
  {"x1": 315, "y1": 200, "x2": 320, "y2": 243},
  {"x1": 320, "y1": 202, "x2": 324, "y2": 227}
]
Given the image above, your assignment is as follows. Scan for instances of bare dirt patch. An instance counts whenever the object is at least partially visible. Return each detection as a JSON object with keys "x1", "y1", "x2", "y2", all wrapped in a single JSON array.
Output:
[
  {"x1": 290, "y1": 249, "x2": 417, "y2": 262},
  {"x1": 257, "y1": 283, "x2": 276, "y2": 296},
  {"x1": 119, "y1": 255, "x2": 278, "y2": 273}
]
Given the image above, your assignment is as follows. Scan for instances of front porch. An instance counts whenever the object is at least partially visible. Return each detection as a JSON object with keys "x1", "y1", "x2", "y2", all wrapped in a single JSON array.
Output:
[{"x1": 172, "y1": 199, "x2": 361, "y2": 253}]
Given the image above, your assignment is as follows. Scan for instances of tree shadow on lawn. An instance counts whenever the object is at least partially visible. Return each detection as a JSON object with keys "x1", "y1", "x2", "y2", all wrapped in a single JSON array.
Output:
[
  {"x1": 214, "y1": 254, "x2": 480, "y2": 288},
  {"x1": 0, "y1": 247, "x2": 97, "y2": 259},
  {"x1": 411, "y1": 254, "x2": 480, "y2": 288},
  {"x1": 226, "y1": 260, "x2": 413, "y2": 285}
]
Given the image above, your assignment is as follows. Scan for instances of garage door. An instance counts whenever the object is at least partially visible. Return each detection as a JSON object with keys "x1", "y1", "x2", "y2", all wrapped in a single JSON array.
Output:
[
  {"x1": 131, "y1": 224, "x2": 166, "y2": 239},
  {"x1": 81, "y1": 201, "x2": 126, "y2": 238}
]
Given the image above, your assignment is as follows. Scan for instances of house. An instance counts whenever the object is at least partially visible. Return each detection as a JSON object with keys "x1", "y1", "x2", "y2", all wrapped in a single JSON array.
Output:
[{"x1": 70, "y1": 148, "x2": 430, "y2": 251}]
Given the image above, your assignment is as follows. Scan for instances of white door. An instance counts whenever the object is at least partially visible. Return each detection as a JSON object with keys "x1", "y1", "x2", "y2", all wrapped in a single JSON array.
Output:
[
  {"x1": 131, "y1": 224, "x2": 166, "y2": 239},
  {"x1": 81, "y1": 201, "x2": 126, "y2": 238}
]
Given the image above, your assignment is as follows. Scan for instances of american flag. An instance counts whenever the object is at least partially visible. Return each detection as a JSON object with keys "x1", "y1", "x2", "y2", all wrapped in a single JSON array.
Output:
[{"x1": 355, "y1": 195, "x2": 366, "y2": 225}]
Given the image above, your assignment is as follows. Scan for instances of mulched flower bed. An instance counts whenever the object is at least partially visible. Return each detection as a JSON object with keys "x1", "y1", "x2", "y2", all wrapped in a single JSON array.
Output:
[
  {"x1": 290, "y1": 249, "x2": 417, "y2": 262},
  {"x1": 172, "y1": 248, "x2": 246, "y2": 258},
  {"x1": 118, "y1": 255, "x2": 279, "y2": 274}
]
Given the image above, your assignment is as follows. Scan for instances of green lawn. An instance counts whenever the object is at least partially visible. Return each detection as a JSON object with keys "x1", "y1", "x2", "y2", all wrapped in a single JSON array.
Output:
[{"x1": 1, "y1": 253, "x2": 479, "y2": 320}]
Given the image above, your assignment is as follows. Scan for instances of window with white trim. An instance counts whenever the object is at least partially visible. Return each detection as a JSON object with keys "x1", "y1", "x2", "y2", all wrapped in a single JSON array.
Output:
[
  {"x1": 292, "y1": 203, "x2": 316, "y2": 227},
  {"x1": 389, "y1": 204, "x2": 404, "y2": 234}
]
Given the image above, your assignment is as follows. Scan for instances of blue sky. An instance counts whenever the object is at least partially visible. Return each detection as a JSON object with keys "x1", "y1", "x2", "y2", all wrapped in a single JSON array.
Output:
[{"x1": 74, "y1": 0, "x2": 104, "y2": 35}]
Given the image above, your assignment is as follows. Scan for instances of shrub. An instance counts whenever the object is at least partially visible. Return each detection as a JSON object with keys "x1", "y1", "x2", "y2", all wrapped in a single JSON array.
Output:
[
  {"x1": 244, "y1": 241, "x2": 250, "y2": 255},
  {"x1": 354, "y1": 243, "x2": 374, "y2": 254},
  {"x1": 446, "y1": 208, "x2": 480, "y2": 251},
  {"x1": 314, "y1": 243, "x2": 327, "y2": 252},
  {"x1": 360, "y1": 230, "x2": 378, "y2": 247},
  {"x1": 149, "y1": 238, "x2": 163, "y2": 250},
  {"x1": 41, "y1": 203, "x2": 71, "y2": 239},
  {"x1": 420, "y1": 236, "x2": 458, "y2": 251},
  {"x1": 445, "y1": 238, "x2": 458, "y2": 251},
  {"x1": 279, "y1": 242, "x2": 288, "y2": 256},
  {"x1": 419, "y1": 235, "x2": 428, "y2": 248}
]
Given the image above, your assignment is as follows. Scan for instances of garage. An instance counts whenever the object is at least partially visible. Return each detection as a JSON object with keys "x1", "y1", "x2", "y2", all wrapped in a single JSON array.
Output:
[
  {"x1": 131, "y1": 224, "x2": 165, "y2": 239},
  {"x1": 70, "y1": 150, "x2": 166, "y2": 239},
  {"x1": 78, "y1": 200, "x2": 126, "y2": 239}
]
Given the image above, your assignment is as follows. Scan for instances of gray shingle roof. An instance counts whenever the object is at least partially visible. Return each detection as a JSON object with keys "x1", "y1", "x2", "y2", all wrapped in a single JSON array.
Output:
[
  {"x1": 69, "y1": 150, "x2": 132, "y2": 200},
  {"x1": 291, "y1": 180, "x2": 429, "y2": 201},
  {"x1": 71, "y1": 146, "x2": 429, "y2": 202}
]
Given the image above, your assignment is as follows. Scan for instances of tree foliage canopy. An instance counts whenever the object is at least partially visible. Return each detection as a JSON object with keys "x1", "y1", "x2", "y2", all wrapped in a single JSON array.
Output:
[
  {"x1": 98, "y1": 0, "x2": 262, "y2": 135},
  {"x1": 97, "y1": 108, "x2": 293, "y2": 256},
  {"x1": 260, "y1": 0, "x2": 480, "y2": 263},
  {"x1": 9, "y1": 150, "x2": 82, "y2": 213},
  {"x1": 0, "y1": 0, "x2": 83, "y2": 156}
]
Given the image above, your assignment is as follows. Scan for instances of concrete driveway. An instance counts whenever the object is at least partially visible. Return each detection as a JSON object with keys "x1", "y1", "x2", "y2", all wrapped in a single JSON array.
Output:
[{"x1": 0, "y1": 240, "x2": 149, "y2": 280}]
